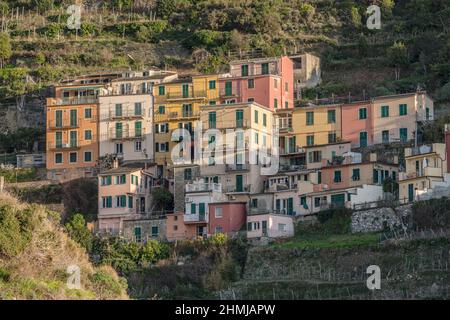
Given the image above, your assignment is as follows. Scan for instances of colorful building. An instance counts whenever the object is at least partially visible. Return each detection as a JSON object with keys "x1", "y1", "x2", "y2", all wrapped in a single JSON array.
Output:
[
  {"x1": 246, "y1": 212, "x2": 294, "y2": 240},
  {"x1": 219, "y1": 56, "x2": 294, "y2": 109},
  {"x1": 341, "y1": 101, "x2": 373, "y2": 148},
  {"x1": 208, "y1": 202, "x2": 247, "y2": 236}
]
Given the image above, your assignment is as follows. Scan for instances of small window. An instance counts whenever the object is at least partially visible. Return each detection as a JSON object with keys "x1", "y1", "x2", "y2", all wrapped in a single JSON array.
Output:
[
  {"x1": 381, "y1": 105, "x2": 389, "y2": 118},
  {"x1": 263, "y1": 114, "x2": 267, "y2": 127},
  {"x1": 307, "y1": 135, "x2": 314, "y2": 146},
  {"x1": 135, "y1": 141, "x2": 142, "y2": 152},
  {"x1": 274, "y1": 98, "x2": 278, "y2": 109},
  {"x1": 85, "y1": 130, "x2": 92, "y2": 140},
  {"x1": 151, "y1": 226, "x2": 159, "y2": 237},
  {"x1": 209, "y1": 80, "x2": 216, "y2": 90},
  {"x1": 334, "y1": 171, "x2": 342, "y2": 183},
  {"x1": 306, "y1": 112, "x2": 314, "y2": 125},
  {"x1": 55, "y1": 153, "x2": 63, "y2": 164},
  {"x1": 84, "y1": 151, "x2": 92, "y2": 162},
  {"x1": 352, "y1": 168, "x2": 360, "y2": 181},
  {"x1": 215, "y1": 226, "x2": 223, "y2": 234},
  {"x1": 69, "y1": 152, "x2": 77, "y2": 163},
  {"x1": 248, "y1": 78, "x2": 255, "y2": 89},
  {"x1": 158, "y1": 86, "x2": 165, "y2": 96},
  {"x1": 254, "y1": 110, "x2": 259, "y2": 124},
  {"x1": 359, "y1": 108, "x2": 367, "y2": 120},
  {"x1": 84, "y1": 108, "x2": 92, "y2": 119},
  {"x1": 158, "y1": 105, "x2": 165, "y2": 114},
  {"x1": 399, "y1": 104, "x2": 407, "y2": 116},
  {"x1": 215, "y1": 207, "x2": 223, "y2": 218},
  {"x1": 327, "y1": 110, "x2": 336, "y2": 123},
  {"x1": 184, "y1": 168, "x2": 192, "y2": 181}
]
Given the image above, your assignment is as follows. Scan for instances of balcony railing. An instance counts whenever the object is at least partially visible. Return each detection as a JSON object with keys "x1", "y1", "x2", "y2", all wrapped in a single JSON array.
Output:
[
  {"x1": 47, "y1": 97, "x2": 98, "y2": 106},
  {"x1": 168, "y1": 110, "x2": 200, "y2": 120},
  {"x1": 185, "y1": 183, "x2": 222, "y2": 193},
  {"x1": 225, "y1": 164, "x2": 249, "y2": 172},
  {"x1": 108, "y1": 110, "x2": 145, "y2": 120},
  {"x1": 47, "y1": 141, "x2": 86, "y2": 150},
  {"x1": 230, "y1": 64, "x2": 280, "y2": 77},
  {"x1": 108, "y1": 128, "x2": 146, "y2": 140},
  {"x1": 47, "y1": 118, "x2": 83, "y2": 129},
  {"x1": 280, "y1": 146, "x2": 306, "y2": 156},
  {"x1": 225, "y1": 184, "x2": 251, "y2": 193},
  {"x1": 184, "y1": 213, "x2": 208, "y2": 223},
  {"x1": 219, "y1": 86, "x2": 240, "y2": 97},
  {"x1": 155, "y1": 91, "x2": 207, "y2": 102},
  {"x1": 203, "y1": 119, "x2": 251, "y2": 130}
]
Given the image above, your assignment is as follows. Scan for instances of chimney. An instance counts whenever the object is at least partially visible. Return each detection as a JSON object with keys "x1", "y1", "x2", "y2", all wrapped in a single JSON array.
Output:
[{"x1": 445, "y1": 124, "x2": 450, "y2": 173}]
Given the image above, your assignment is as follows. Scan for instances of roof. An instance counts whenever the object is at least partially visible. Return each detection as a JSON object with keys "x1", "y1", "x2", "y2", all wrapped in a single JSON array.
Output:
[
  {"x1": 371, "y1": 91, "x2": 430, "y2": 102},
  {"x1": 99, "y1": 166, "x2": 142, "y2": 175}
]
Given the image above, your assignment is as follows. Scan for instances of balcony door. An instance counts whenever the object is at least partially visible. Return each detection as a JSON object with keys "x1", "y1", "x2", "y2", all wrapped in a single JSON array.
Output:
[
  {"x1": 69, "y1": 131, "x2": 77, "y2": 148},
  {"x1": 236, "y1": 175, "x2": 243, "y2": 192}
]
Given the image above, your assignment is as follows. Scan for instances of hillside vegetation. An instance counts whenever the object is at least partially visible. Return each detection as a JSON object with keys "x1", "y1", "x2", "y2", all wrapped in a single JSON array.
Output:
[{"x1": 0, "y1": 193, "x2": 128, "y2": 300}]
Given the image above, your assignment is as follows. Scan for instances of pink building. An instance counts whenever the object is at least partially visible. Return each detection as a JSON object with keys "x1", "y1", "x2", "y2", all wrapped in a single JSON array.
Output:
[
  {"x1": 341, "y1": 101, "x2": 373, "y2": 148},
  {"x1": 208, "y1": 202, "x2": 247, "y2": 236},
  {"x1": 219, "y1": 56, "x2": 294, "y2": 110}
]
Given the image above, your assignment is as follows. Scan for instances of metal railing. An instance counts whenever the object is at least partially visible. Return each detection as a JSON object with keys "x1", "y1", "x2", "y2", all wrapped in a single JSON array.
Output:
[
  {"x1": 225, "y1": 184, "x2": 251, "y2": 193},
  {"x1": 185, "y1": 183, "x2": 222, "y2": 193},
  {"x1": 47, "y1": 97, "x2": 98, "y2": 106},
  {"x1": 47, "y1": 118, "x2": 84, "y2": 129},
  {"x1": 108, "y1": 128, "x2": 146, "y2": 140},
  {"x1": 184, "y1": 213, "x2": 208, "y2": 223},
  {"x1": 203, "y1": 119, "x2": 251, "y2": 130},
  {"x1": 225, "y1": 164, "x2": 249, "y2": 172}
]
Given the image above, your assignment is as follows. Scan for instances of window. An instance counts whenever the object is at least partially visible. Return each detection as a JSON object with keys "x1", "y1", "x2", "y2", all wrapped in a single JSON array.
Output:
[
  {"x1": 263, "y1": 135, "x2": 267, "y2": 147},
  {"x1": 225, "y1": 81, "x2": 232, "y2": 96},
  {"x1": 382, "y1": 130, "x2": 390, "y2": 143},
  {"x1": 285, "y1": 101, "x2": 289, "y2": 109},
  {"x1": 255, "y1": 132, "x2": 259, "y2": 144},
  {"x1": 241, "y1": 64, "x2": 249, "y2": 76},
  {"x1": 101, "y1": 175, "x2": 112, "y2": 186},
  {"x1": 102, "y1": 196, "x2": 112, "y2": 208},
  {"x1": 261, "y1": 63, "x2": 269, "y2": 75},
  {"x1": 115, "y1": 104, "x2": 122, "y2": 117},
  {"x1": 318, "y1": 171, "x2": 322, "y2": 184},
  {"x1": 314, "y1": 197, "x2": 321, "y2": 208},
  {"x1": 215, "y1": 226, "x2": 223, "y2": 234},
  {"x1": 352, "y1": 168, "x2": 360, "y2": 181},
  {"x1": 373, "y1": 169, "x2": 379, "y2": 184},
  {"x1": 307, "y1": 135, "x2": 314, "y2": 146},
  {"x1": 128, "y1": 196, "x2": 133, "y2": 209},
  {"x1": 208, "y1": 111, "x2": 216, "y2": 129},
  {"x1": 215, "y1": 207, "x2": 223, "y2": 218},
  {"x1": 116, "y1": 195, "x2": 126, "y2": 208},
  {"x1": 151, "y1": 226, "x2": 159, "y2": 238},
  {"x1": 247, "y1": 98, "x2": 254, "y2": 103},
  {"x1": 381, "y1": 105, "x2": 389, "y2": 117},
  {"x1": 359, "y1": 108, "x2": 367, "y2": 120},
  {"x1": 135, "y1": 121, "x2": 142, "y2": 137},
  {"x1": 334, "y1": 170, "x2": 342, "y2": 183},
  {"x1": 84, "y1": 108, "x2": 92, "y2": 119},
  {"x1": 70, "y1": 109, "x2": 77, "y2": 126},
  {"x1": 115, "y1": 175, "x2": 126, "y2": 184},
  {"x1": 69, "y1": 152, "x2": 77, "y2": 163},
  {"x1": 209, "y1": 100, "x2": 216, "y2": 105},
  {"x1": 158, "y1": 86, "x2": 165, "y2": 95},
  {"x1": 399, "y1": 128, "x2": 408, "y2": 142},
  {"x1": 158, "y1": 105, "x2": 165, "y2": 114},
  {"x1": 184, "y1": 168, "x2": 192, "y2": 181},
  {"x1": 308, "y1": 151, "x2": 322, "y2": 163},
  {"x1": 263, "y1": 114, "x2": 267, "y2": 127},
  {"x1": 327, "y1": 110, "x2": 336, "y2": 123},
  {"x1": 85, "y1": 130, "x2": 92, "y2": 140},
  {"x1": 274, "y1": 79, "x2": 278, "y2": 89},
  {"x1": 135, "y1": 141, "x2": 142, "y2": 152},
  {"x1": 278, "y1": 224, "x2": 286, "y2": 232},
  {"x1": 55, "y1": 153, "x2": 63, "y2": 164},
  {"x1": 254, "y1": 110, "x2": 259, "y2": 124},
  {"x1": 131, "y1": 175, "x2": 139, "y2": 185},
  {"x1": 274, "y1": 98, "x2": 278, "y2": 109},
  {"x1": 69, "y1": 131, "x2": 77, "y2": 148},
  {"x1": 248, "y1": 78, "x2": 254, "y2": 89},
  {"x1": 134, "y1": 102, "x2": 142, "y2": 116},
  {"x1": 247, "y1": 222, "x2": 252, "y2": 231},
  {"x1": 399, "y1": 104, "x2": 407, "y2": 116},
  {"x1": 306, "y1": 112, "x2": 314, "y2": 125},
  {"x1": 328, "y1": 132, "x2": 337, "y2": 143},
  {"x1": 134, "y1": 227, "x2": 142, "y2": 243},
  {"x1": 236, "y1": 109, "x2": 244, "y2": 128},
  {"x1": 285, "y1": 82, "x2": 289, "y2": 92},
  {"x1": 191, "y1": 203, "x2": 196, "y2": 214},
  {"x1": 182, "y1": 84, "x2": 189, "y2": 98},
  {"x1": 55, "y1": 132, "x2": 62, "y2": 148},
  {"x1": 359, "y1": 131, "x2": 368, "y2": 147},
  {"x1": 55, "y1": 110, "x2": 63, "y2": 127},
  {"x1": 209, "y1": 80, "x2": 216, "y2": 90},
  {"x1": 115, "y1": 143, "x2": 123, "y2": 154},
  {"x1": 84, "y1": 151, "x2": 92, "y2": 162}
]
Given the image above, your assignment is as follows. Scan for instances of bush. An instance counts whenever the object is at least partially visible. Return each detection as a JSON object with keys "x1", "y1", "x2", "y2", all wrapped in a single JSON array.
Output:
[
  {"x1": 317, "y1": 207, "x2": 352, "y2": 234},
  {"x1": 412, "y1": 198, "x2": 450, "y2": 229},
  {"x1": 65, "y1": 214, "x2": 93, "y2": 252}
]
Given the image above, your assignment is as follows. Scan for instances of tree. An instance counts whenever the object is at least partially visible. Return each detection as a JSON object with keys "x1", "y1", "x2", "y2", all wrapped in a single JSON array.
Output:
[
  {"x1": 0, "y1": 32, "x2": 12, "y2": 69},
  {"x1": 156, "y1": 0, "x2": 175, "y2": 19},
  {"x1": 387, "y1": 41, "x2": 409, "y2": 80},
  {"x1": 65, "y1": 214, "x2": 93, "y2": 252},
  {"x1": 151, "y1": 187, "x2": 173, "y2": 212}
]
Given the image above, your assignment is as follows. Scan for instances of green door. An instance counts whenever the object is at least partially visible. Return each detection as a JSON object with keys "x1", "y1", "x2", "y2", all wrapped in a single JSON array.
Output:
[
  {"x1": 70, "y1": 110, "x2": 77, "y2": 127},
  {"x1": 55, "y1": 110, "x2": 63, "y2": 127},
  {"x1": 359, "y1": 131, "x2": 367, "y2": 147},
  {"x1": 331, "y1": 194, "x2": 345, "y2": 208},
  {"x1": 208, "y1": 112, "x2": 216, "y2": 129},
  {"x1": 116, "y1": 123, "x2": 122, "y2": 139},
  {"x1": 236, "y1": 175, "x2": 243, "y2": 192},
  {"x1": 236, "y1": 109, "x2": 244, "y2": 128},
  {"x1": 135, "y1": 121, "x2": 142, "y2": 137},
  {"x1": 134, "y1": 227, "x2": 141, "y2": 243},
  {"x1": 199, "y1": 203, "x2": 206, "y2": 221},
  {"x1": 287, "y1": 198, "x2": 294, "y2": 216},
  {"x1": 182, "y1": 84, "x2": 189, "y2": 98},
  {"x1": 69, "y1": 131, "x2": 77, "y2": 148},
  {"x1": 225, "y1": 82, "x2": 232, "y2": 96},
  {"x1": 408, "y1": 184, "x2": 414, "y2": 202}
]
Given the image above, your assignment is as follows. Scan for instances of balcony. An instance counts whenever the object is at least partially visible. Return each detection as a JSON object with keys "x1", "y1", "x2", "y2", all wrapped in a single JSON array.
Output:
[
  {"x1": 168, "y1": 110, "x2": 200, "y2": 120},
  {"x1": 219, "y1": 86, "x2": 240, "y2": 98},
  {"x1": 108, "y1": 128, "x2": 146, "y2": 140},
  {"x1": 225, "y1": 184, "x2": 251, "y2": 193},
  {"x1": 47, "y1": 97, "x2": 98, "y2": 106},
  {"x1": 279, "y1": 164, "x2": 307, "y2": 172},
  {"x1": 108, "y1": 110, "x2": 145, "y2": 120},
  {"x1": 203, "y1": 119, "x2": 251, "y2": 130},
  {"x1": 184, "y1": 213, "x2": 208, "y2": 224},
  {"x1": 225, "y1": 164, "x2": 249, "y2": 172},
  {"x1": 280, "y1": 146, "x2": 306, "y2": 156},
  {"x1": 229, "y1": 63, "x2": 280, "y2": 77},
  {"x1": 265, "y1": 182, "x2": 295, "y2": 192},
  {"x1": 185, "y1": 183, "x2": 222, "y2": 193},
  {"x1": 155, "y1": 91, "x2": 207, "y2": 103},
  {"x1": 47, "y1": 141, "x2": 83, "y2": 151},
  {"x1": 399, "y1": 167, "x2": 443, "y2": 180},
  {"x1": 47, "y1": 118, "x2": 82, "y2": 130}
]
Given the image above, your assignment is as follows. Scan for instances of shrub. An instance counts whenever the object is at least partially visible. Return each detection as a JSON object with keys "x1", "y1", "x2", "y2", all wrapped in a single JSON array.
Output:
[
  {"x1": 65, "y1": 214, "x2": 93, "y2": 252},
  {"x1": 412, "y1": 198, "x2": 450, "y2": 229},
  {"x1": 317, "y1": 207, "x2": 352, "y2": 234}
]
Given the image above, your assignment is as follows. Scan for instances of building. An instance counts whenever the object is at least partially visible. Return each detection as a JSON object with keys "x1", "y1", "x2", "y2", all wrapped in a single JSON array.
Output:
[
  {"x1": 399, "y1": 143, "x2": 448, "y2": 203},
  {"x1": 341, "y1": 101, "x2": 373, "y2": 148},
  {"x1": 46, "y1": 73, "x2": 122, "y2": 181},
  {"x1": 292, "y1": 103, "x2": 342, "y2": 148},
  {"x1": 290, "y1": 53, "x2": 321, "y2": 99},
  {"x1": 98, "y1": 70, "x2": 176, "y2": 163},
  {"x1": 153, "y1": 74, "x2": 220, "y2": 178},
  {"x1": 97, "y1": 163, "x2": 159, "y2": 236},
  {"x1": 372, "y1": 91, "x2": 434, "y2": 144},
  {"x1": 208, "y1": 202, "x2": 247, "y2": 236},
  {"x1": 219, "y1": 56, "x2": 294, "y2": 109},
  {"x1": 246, "y1": 212, "x2": 294, "y2": 240}
]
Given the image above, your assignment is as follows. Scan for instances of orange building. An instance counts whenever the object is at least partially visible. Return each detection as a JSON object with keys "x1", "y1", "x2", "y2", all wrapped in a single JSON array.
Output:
[{"x1": 46, "y1": 73, "x2": 121, "y2": 181}]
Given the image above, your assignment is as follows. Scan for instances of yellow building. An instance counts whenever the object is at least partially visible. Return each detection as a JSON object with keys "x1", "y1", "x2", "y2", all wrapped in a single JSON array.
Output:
[
  {"x1": 399, "y1": 143, "x2": 448, "y2": 203},
  {"x1": 292, "y1": 104, "x2": 342, "y2": 147},
  {"x1": 153, "y1": 75, "x2": 219, "y2": 177}
]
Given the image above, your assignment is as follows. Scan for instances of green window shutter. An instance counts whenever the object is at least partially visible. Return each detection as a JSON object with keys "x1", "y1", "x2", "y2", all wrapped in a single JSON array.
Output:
[
  {"x1": 306, "y1": 112, "x2": 314, "y2": 125},
  {"x1": 261, "y1": 63, "x2": 269, "y2": 75},
  {"x1": 274, "y1": 98, "x2": 278, "y2": 109},
  {"x1": 115, "y1": 104, "x2": 122, "y2": 117},
  {"x1": 254, "y1": 110, "x2": 258, "y2": 123},
  {"x1": 359, "y1": 131, "x2": 367, "y2": 147},
  {"x1": 115, "y1": 122, "x2": 122, "y2": 138},
  {"x1": 225, "y1": 82, "x2": 232, "y2": 96},
  {"x1": 55, "y1": 110, "x2": 63, "y2": 127},
  {"x1": 134, "y1": 103, "x2": 142, "y2": 116},
  {"x1": 69, "y1": 131, "x2": 77, "y2": 147},
  {"x1": 263, "y1": 114, "x2": 267, "y2": 126},
  {"x1": 334, "y1": 171, "x2": 341, "y2": 182},
  {"x1": 191, "y1": 203, "x2": 196, "y2": 214},
  {"x1": 158, "y1": 86, "x2": 165, "y2": 95},
  {"x1": 208, "y1": 112, "x2": 216, "y2": 129},
  {"x1": 359, "y1": 108, "x2": 367, "y2": 120},
  {"x1": 55, "y1": 132, "x2": 62, "y2": 147},
  {"x1": 199, "y1": 203, "x2": 206, "y2": 214},
  {"x1": 318, "y1": 171, "x2": 322, "y2": 184},
  {"x1": 236, "y1": 110, "x2": 244, "y2": 127},
  {"x1": 158, "y1": 105, "x2": 165, "y2": 114},
  {"x1": 400, "y1": 128, "x2": 408, "y2": 142},
  {"x1": 70, "y1": 109, "x2": 77, "y2": 126},
  {"x1": 241, "y1": 65, "x2": 249, "y2": 76},
  {"x1": 128, "y1": 196, "x2": 133, "y2": 208},
  {"x1": 182, "y1": 84, "x2": 189, "y2": 98},
  {"x1": 135, "y1": 121, "x2": 142, "y2": 137},
  {"x1": 399, "y1": 104, "x2": 407, "y2": 116},
  {"x1": 307, "y1": 135, "x2": 314, "y2": 146},
  {"x1": 209, "y1": 80, "x2": 216, "y2": 89},
  {"x1": 381, "y1": 105, "x2": 389, "y2": 117},
  {"x1": 327, "y1": 110, "x2": 336, "y2": 123}
]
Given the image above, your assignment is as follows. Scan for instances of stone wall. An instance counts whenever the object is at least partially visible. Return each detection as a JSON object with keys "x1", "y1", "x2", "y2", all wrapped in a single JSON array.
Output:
[
  {"x1": 351, "y1": 204, "x2": 412, "y2": 233},
  {"x1": 123, "y1": 218, "x2": 167, "y2": 242}
]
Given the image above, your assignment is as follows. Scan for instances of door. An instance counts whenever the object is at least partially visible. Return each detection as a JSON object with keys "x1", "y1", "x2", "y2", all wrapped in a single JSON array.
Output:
[
  {"x1": 55, "y1": 110, "x2": 63, "y2": 128},
  {"x1": 182, "y1": 84, "x2": 189, "y2": 98},
  {"x1": 199, "y1": 203, "x2": 206, "y2": 221},
  {"x1": 330, "y1": 194, "x2": 345, "y2": 208},
  {"x1": 236, "y1": 175, "x2": 243, "y2": 192},
  {"x1": 359, "y1": 131, "x2": 367, "y2": 147},
  {"x1": 135, "y1": 121, "x2": 142, "y2": 137},
  {"x1": 140, "y1": 197, "x2": 145, "y2": 213},
  {"x1": 115, "y1": 122, "x2": 123, "y2": 139},
  {"x1": 69, "y1": 131, "x2": 77, "y2": 148},
  {"x1": 400, "y1": 128, "x2": 408, "y2": 142},
  {"x1": 225, "y1": 81, "x2": 232, "y2": 96},
  {"x1": 70, "y1": 110, "x2": 77, "y2": 127},
  {"x1": 287, "y1": 198, "x2": 294, "y2": 216},
  {"x1": 408, "y1": 184, "x2": 414, "y2": 202},
  {"x1": 236, "y1": 109, "x2": 244, "y2": 128},
  {"x1": 208, "y1": 112, "x2": 216, "y2": 129}
]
